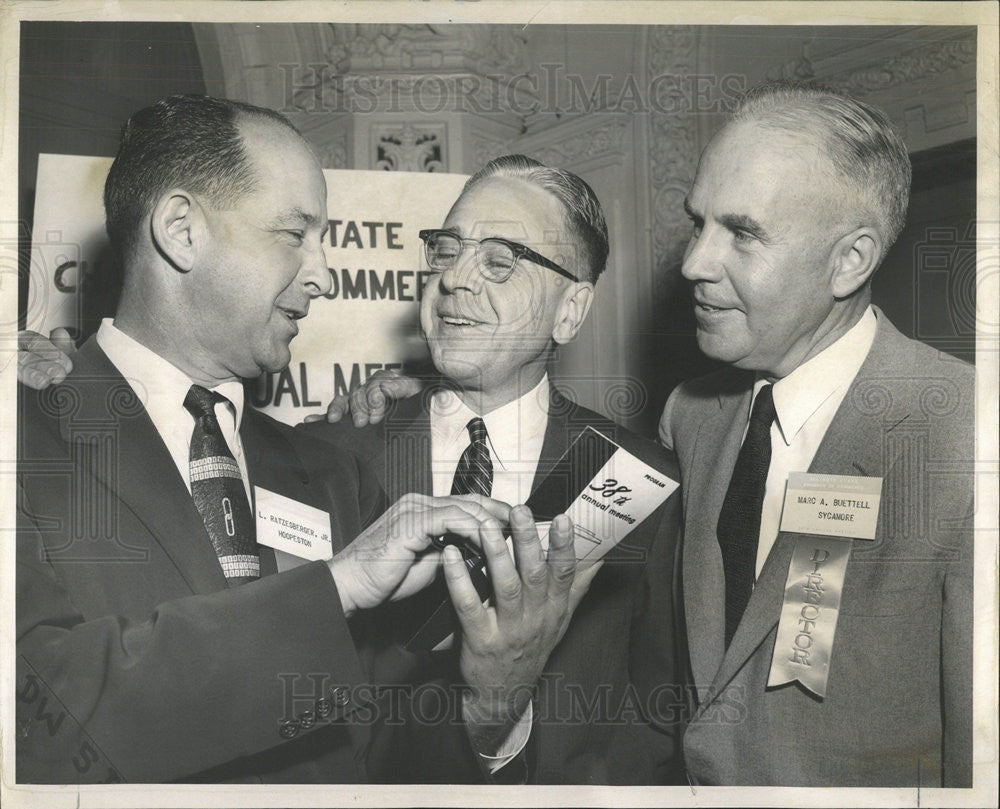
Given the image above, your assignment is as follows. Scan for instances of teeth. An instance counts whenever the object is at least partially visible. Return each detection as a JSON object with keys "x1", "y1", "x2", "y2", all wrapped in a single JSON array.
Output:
[{"x1": 443, "y1": 316, "x2": 477, "y2": 326}]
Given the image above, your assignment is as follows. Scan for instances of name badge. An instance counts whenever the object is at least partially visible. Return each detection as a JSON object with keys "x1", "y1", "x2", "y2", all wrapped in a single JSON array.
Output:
[
  {"x1": 779, "y1": 472, "x2": 882, "y2": 540},
  {"x1": 254, "y1": 487, "x2": 332, "y2": 562}
]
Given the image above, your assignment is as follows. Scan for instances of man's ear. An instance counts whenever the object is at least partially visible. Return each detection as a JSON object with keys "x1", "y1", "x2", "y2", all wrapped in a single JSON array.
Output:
[
  {"x1": 831, "y1": 226, "x2": 882, "y2": 298},
  {"x1": 149, "y1": 190, "x2": 204, "y2": 272},
  {"x1": 552, "y1": 282, "x2": 595, "y2": 345}
]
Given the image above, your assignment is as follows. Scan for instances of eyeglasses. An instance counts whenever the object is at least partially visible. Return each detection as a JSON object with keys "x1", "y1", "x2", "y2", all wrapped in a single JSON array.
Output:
[{"x1": 418, "y1": 229, "x2": 578, "y2": 283}]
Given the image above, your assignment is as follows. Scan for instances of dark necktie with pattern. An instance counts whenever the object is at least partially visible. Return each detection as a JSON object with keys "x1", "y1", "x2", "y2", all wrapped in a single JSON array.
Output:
[
  {"x1": 450, "y1": 417, "x2": 493, "y2": 497},
  {"x1": 717, "y1": 383, "x2": 777, "y2": 648},
  {"x1": 184, "y1": 384, "x2": 260, "y2": 586}
]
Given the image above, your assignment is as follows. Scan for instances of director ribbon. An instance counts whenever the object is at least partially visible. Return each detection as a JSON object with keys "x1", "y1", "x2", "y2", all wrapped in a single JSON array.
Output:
[{"x1": 767, "y1": 535, "x2": 853, "y2": 698}]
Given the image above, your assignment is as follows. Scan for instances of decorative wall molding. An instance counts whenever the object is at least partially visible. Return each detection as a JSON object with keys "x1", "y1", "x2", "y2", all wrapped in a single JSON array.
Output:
[
  {"x1": 645, "y1": 27, "x2": 698, "y2": 287},
  {"x1": 769, "y1": 31, "x2": 976, "y2": 97},
  {"x1": 476, "y1": 116, "x2": 630, "y2": 170},
  {"x1": 323, "y1": 23, "x2": 528, "y2": 74},
  {"x1": 525, "y1": 117, "x2": 630, "y2": 168},
  {"x1": 321, "y1": 135, "x2": 349, "y2": 170},
  {"x1": 373, "y1": 123, "x2": 445, "y2": 172}
]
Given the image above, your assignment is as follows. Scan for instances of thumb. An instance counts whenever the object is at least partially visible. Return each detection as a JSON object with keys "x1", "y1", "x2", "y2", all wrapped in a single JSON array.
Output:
[{"x1": 49, "y1": 327, "x2": 75, "y2": 356}]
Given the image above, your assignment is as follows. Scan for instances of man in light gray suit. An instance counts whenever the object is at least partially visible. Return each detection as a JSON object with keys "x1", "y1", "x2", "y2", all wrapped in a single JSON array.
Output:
[{"x1": 633, "y1": 80, "x2": 974, "y2": 786}]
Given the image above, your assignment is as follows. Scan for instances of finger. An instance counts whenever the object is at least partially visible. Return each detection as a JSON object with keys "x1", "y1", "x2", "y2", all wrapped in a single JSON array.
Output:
[
  {"x1": 479, "y1": 518, "x2": 522, "y2": 625},
  {"x1": 445, "y1": 493, "x2": 513, "y2": 524},
  {"x1": 17, "y1": 330, "x2": 45, "y2": 351},
  {"x1": 442, "y1": 544, "x2": 492, "y2": 640},
  {"x1": 45, "y1": 362, "x2": 68, "y2": 384},
  {"x1": 417, "y1": 505, "x2": 495, "y2": 551},
  {"x1": 20, "y1": 361, "x2": 56, "y2": 391},
  {"x1": 545, "y1": 514, "x2": 577, "y2": 604},
  {"x1": 323, "y1": 394, "x2": 350, "y2": 423},
  {"x1": 350, "y1": 385, "x2": 371, "y2": 427},
  {"x1": 49, "y1": 327, "x2": 75, "y2": 364},
  {"x1": 363, "y1": 384, "x2": 387, "y2": 425},
  {"x1": 509, "y1": 506, "x2": 548, "y2": 612},
  {"x1": 382, "y1": 375, "x2": 423, "y2": 400}
]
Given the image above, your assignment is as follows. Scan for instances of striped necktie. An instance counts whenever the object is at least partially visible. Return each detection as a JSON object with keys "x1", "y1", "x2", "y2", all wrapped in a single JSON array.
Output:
[
  {"x1": 184, "y1": 384, "x2": 260, "y2": 585},
  {"x1": 450, "y1": 417, "x2": 493, "y2": 497}
]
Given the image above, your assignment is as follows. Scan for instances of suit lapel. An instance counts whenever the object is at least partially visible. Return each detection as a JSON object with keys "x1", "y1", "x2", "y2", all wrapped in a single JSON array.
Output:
[
  {"x1": 683, "y1": 382, "x2": 753, "y2": 692},
  {"x1": 702, "y1": 313, "x2": 909, "y2": 700},
  {"x1": 241, "y1": 407, "x2": 316, "y2": 576},
  {"x1": 382, "y1": 396, "x2": 433, "y2": 500},
  {"x1": 61, "y1": 338, "x2": 227, "y2": 593},
  {"x1": 530, "y1": 389, "x2": 573, "y2": 492}
]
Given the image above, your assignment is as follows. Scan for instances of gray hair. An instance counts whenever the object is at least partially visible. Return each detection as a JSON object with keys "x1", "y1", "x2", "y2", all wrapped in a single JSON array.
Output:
[
  {"x1": 731, "y1": 80, "x2": 912, "y2": 260},
  {"x1": 463, "y1": 154, "x2": 610, "y2": 283}
]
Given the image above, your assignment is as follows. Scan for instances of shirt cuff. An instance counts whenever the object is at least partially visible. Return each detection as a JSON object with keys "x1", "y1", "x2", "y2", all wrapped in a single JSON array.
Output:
[{"x1": 465, "y1": 700, "x2": 533, "y2": 774}]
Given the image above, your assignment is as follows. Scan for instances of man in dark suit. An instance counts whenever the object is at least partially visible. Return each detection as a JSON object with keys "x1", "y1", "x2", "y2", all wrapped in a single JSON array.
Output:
[
  {"x1": 304, "y1": 155, "x2": 685, "y2": 784},
  {"x1": 15, "y1": 95, "x2": 551, "y2": 784},
  {"x1": 636, "y1": 81, "x2": 974, "y2": 786}
]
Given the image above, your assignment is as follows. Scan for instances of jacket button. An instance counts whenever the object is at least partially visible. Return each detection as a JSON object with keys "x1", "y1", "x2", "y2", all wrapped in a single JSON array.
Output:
[
  {"x1": 316, "y1": 697, "x2": 333, "y2": 718},
  {"x1": 298, "y1": 710, "x2": 315, "y2": 729},
  {"x1": 331, "y1": 687, "x2": 349, "y2": 707},
  {"x1": 279, "y1": 720, "x2": 299, "y2": 739}
]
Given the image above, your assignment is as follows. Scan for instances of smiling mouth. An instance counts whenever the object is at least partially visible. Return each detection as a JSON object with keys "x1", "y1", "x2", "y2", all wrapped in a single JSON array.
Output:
[
  {"x1": 695, "y1": 301, "x2": 729, "y2": 313},
  {"x1": 440, "y1": 315, "x2": 485, "y2": 327}
]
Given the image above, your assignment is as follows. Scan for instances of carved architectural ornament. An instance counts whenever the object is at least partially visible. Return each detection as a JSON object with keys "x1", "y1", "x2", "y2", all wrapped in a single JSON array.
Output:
[
  {"x1": 373, "y1": 123, "x2": 445, "y2": 172},
  {"x1": 767, "y1": 30, "x2": 976, "y2": 97},
  {"x1": 645, "y1": 27, "x2": 698, "y2": 287},
  {"x1": 324, "y1": 23, "x2": 528, "y2": 74}
]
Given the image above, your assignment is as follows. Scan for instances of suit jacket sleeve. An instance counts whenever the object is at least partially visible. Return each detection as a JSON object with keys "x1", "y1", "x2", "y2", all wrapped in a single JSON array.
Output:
[{"x1": 16, "y1": 484, "x2": 370, "y2": 784}]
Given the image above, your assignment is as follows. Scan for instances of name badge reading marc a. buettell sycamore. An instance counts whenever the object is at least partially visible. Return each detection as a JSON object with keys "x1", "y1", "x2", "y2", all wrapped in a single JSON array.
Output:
[{"x1": 767, "y1": 473, "x2": 883, "y2": 698}]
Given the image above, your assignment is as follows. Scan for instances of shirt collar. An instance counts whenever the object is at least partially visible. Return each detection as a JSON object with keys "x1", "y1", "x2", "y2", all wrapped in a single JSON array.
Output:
[
  {"x1": 758, "y1": 306, "x2": 878, "y2": 446},
  {"x1": 430, "y1": 375, "x2": 550, "y2": 470},
  {"x1": 96, "y1": 318, "x2": 245, "y2": 430}
]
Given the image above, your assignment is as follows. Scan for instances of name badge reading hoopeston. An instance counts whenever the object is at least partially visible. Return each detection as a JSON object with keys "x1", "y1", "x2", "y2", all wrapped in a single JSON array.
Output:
[
  {"x1": 768, "y1": 474, "x2": 882, "y2": 698},
  {"x1": 254, "y1": 487, "x2": 332, "y2": 562}
]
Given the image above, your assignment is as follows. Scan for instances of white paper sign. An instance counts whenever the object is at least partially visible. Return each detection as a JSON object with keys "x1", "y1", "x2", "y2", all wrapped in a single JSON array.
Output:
[{"x1": 28, "y1": 155, "x2": 469, "y2": 425}]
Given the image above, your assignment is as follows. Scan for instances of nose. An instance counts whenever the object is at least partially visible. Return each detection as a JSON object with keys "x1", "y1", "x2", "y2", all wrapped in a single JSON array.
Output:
[
  {"x1": 439, "y1": 243, "x2": 485, "y2": 295},
  {"x1": 299, "y1": 236, "x2": 332, "y2": 297},
  {"x1": 680, "y1": 225, "x2": 723, "y2": 284}
]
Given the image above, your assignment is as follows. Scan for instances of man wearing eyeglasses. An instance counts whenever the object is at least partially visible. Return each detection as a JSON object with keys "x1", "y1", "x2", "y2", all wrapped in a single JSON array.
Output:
[
  {"x1": 17, "y1": 153, "x2": 685, "y2": 784},
  {"x1": 304, "y1": 155, "x2": 685, "y2": 784}
]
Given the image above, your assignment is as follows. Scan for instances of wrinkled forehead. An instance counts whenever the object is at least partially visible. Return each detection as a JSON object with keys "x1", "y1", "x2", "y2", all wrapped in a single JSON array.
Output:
[
  {"x1": 693, "y1": 121, "x2": 843, "y2": 222},
  {"x1": 444, "y1": 176, "x2": 572, "y2": 244}
]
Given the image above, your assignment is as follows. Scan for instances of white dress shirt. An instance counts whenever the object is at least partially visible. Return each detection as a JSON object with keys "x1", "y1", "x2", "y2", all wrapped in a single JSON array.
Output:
[
  {"x1": 96, "y1": 318, "x2": 250, "y2": 498},
  {"x1": 430, "y1": 374, "x2": 550, "y2": 504},
  {"x1": 750, "y1": 306, "x2": 878, "y2": 577},
  {"x1": 430, "y1": 374, "x2": 551, "y2": 772}
]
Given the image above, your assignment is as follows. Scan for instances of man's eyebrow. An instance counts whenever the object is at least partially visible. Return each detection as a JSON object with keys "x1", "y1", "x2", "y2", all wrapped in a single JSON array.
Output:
[
  {"x1": 719, "y1": 213, "x2": 770, "y2": 241},
  {"x1": 270, "y1": 208, "x2": 323, "y2": 229}
]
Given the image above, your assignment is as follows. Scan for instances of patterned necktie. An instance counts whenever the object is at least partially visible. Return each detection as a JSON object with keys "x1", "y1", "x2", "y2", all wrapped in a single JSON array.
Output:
[
  {"x1": 450, "y1": 417, "x2": 493, "y2": 497},
  {"x1": 717, "y1": 384, "x2": 777, "y2": 648},
  {"x1": 184, "y1": 384, "x2": 259, "y2": 586}
]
